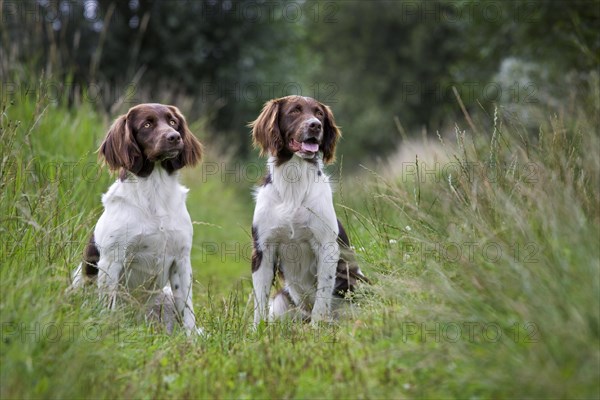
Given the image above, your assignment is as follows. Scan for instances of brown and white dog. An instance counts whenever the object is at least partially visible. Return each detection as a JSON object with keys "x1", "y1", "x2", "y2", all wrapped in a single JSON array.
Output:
[
  {"x1": 249, "y1": 95, "x2": 367, "y2": 325},
  {"x1": 71, "y1": 103, "x2": 203, "y2": 335}
]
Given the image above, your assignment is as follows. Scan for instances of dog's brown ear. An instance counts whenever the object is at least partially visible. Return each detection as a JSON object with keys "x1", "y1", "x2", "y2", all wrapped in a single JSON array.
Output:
[
  {"x1": 249, "y1": 99, "x2": 283, "y2": 157},
  {"x1": 167, "y1": 105, "x2": 203, "y2": 170},
  {"x1": 320, "y1": 103, "x2": 341, "y2": 164},
  {"x1": 99, "y1": 114, "x2": 142, "y2": 172}
]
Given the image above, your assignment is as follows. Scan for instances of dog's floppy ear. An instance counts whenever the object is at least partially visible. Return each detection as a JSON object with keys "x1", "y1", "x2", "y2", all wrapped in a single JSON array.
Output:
[
  {"x1": 249, "y1": 99, "x2": 283, "y2": 157},
  {"x1": 99, "y1": 113, "x2": 142, "y2": 172},
  {"x1": 320, "y1": 103, "x2": 341, "y2": 164},
  {"x1": 164, "y1": 105, "x2": 203, "y2": 171}
]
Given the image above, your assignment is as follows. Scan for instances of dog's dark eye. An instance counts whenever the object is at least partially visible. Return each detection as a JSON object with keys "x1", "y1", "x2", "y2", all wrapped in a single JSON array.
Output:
[
  {"x1": 290, "y1": 106, "x2": 301, "y2": 114},
  {"x1": 169, "y1": 120, "x2": 177, "y2": 126},
  {"x1": 315, "y1": 110, "x2": 324, "y2": 118},
  {"x1": 143, "y1": 122, "x2": 152, "y2": 129}
]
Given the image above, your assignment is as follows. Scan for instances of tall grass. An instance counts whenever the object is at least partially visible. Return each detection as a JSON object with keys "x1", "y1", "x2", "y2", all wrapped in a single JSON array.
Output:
[
  {"x1": 1, "y1": 80, "x2": 599, "y2": 398},
  {"x1": 340, "y1": 97, "x2": 599, "y2": 397}
]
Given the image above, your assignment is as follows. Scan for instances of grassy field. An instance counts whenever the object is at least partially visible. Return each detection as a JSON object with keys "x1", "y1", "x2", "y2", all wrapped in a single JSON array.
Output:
[{"x1": 1, "y1": 88, "x2": 599, "y2": 398}]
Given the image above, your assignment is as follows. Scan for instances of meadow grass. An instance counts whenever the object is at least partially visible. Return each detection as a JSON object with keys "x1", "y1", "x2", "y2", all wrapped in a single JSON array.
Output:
[{"x1": 1, "y1": 86, "x2": 599, "y2": 399}]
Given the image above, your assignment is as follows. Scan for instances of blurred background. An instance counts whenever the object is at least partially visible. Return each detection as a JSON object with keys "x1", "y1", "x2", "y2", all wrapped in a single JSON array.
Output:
[{"x1": 2, "y1": 0, "x2": 598, "y2": 164}]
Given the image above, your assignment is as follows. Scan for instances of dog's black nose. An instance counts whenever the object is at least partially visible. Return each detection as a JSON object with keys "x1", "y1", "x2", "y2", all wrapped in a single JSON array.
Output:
[
  {"x1": 309, "y1": 120, "x2": 322, "y2": 132},
  {"x1": 166, "y1": 131, "x2": 181, "y2": 143}
]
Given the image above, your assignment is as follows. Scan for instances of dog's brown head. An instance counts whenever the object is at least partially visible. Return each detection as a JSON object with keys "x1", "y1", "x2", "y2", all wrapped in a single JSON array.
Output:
[
  {"x1": 100, "y1": 103, "x2": 203, "y2": 178},
  {"x1": 250, "y1": 95, "x2": 341, "y2": 164}
]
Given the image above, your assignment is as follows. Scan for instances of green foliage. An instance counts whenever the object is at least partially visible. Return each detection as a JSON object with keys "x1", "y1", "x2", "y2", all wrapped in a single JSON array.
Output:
[
  {"x1": 4, "y1": 1, "x2": 597, "y2": 164},
  {"x1": 1, "y1": 0, "x2": 308, "y2": 155},
  {"x1": 454, "y1": 0, "x2": 600, "y2": 73},
  {"x1": 339, "y1": 97, "x2": 600, "y2": 397},
  {"x1": 306, "y1": 0, "x2": 599, "y2": 162},
  {"x1": 307, "y1": 0, "x2": 467, "y2": 158}
]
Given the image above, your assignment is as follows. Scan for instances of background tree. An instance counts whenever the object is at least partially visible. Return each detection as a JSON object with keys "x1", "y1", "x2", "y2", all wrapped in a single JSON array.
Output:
[
  {"x1": 2, "y1": 0, "x2": 598, "y2": 162},
  {"x1": 305, "y1": 0, "x2": 599, "y2": 162}
]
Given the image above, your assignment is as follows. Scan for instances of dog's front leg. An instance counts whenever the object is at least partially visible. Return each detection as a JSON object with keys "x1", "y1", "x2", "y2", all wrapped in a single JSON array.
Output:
[
  {"x1": 97, "y1": 259, "x2": 122, "y2": 310},
  {"x1": 311, "y1": 241, "x2": 339, "y2": 324},
  {"x1": 252, "y1": 238, "x2": 276, "y2": 327},
  {"x1": 170, "y1": 258, "x2": 197, "y2": 335}
]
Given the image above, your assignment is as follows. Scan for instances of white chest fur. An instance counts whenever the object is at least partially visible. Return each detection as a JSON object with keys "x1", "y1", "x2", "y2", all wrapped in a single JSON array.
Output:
[
  {"x1": 94, "y1": 168, "x2": 193, "y2": 292},
  {"x1": 255, "y1": 156, "x2": 338, "y2": 244}
]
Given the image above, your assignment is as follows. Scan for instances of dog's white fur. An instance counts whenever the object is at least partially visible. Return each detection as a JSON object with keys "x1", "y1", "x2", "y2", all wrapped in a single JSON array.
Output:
[
  {"x1": 252, "y1": 155, "x2": 340, "y2": 325},
  {"x1": 71, "y1": 166, "x2": 198, "y2": 334}
]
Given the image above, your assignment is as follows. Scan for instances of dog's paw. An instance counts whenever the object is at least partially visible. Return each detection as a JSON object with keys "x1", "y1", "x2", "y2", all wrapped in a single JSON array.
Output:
[
  {"x1": 310, "y1": 312, "x2": 334, "y2": 327},
  {"x1": 194, "y1": 326, "x2": 209, "y2": 338},
  {"x1": 310, "y1": 304, "x2": 333, "y2": 324},
  {"x1": 183, "y1": 325, "x2": 207, "y2": 338}
]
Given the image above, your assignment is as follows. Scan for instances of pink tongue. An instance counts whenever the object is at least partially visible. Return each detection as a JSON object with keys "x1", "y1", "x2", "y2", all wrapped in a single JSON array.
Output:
[{"x1": 301, "y1": 142, "x2": 319, "y2": 152}]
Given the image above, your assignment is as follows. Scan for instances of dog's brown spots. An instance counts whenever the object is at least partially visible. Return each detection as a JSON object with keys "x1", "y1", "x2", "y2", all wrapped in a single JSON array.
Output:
[
  {"x1": 83, "y1": 233, "x2": 99, "y2": 280},
  {"x1": 334, "y1": 219, "x2": 369, "y2": 297},
  {"x1": 251, "y1": 225, "x2": 263, "y2": 273},
  {"x1": 337, "y1": 219, "x2": 351, "y2": 247},
  {"x1": 262, "y1": 172, "x2": 272, "y2": 186},
  {"x1": 276, "y1": 287, "x2": 295, "y2": 307}
]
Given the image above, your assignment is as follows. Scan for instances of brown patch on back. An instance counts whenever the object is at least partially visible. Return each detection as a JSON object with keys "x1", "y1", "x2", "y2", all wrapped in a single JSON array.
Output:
[
  {"x1": 262, "y1": 172, "x2": 272, "y2": 186},
  {"x1": 83, "y1": 232, "x2": 99, "y2": 281},
  {"x1": 334, "y1": 220, "x2": 369, "y2": 297},
  {"x1": 251, "y1": 225, "x2": 263, "y2": 273}
]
